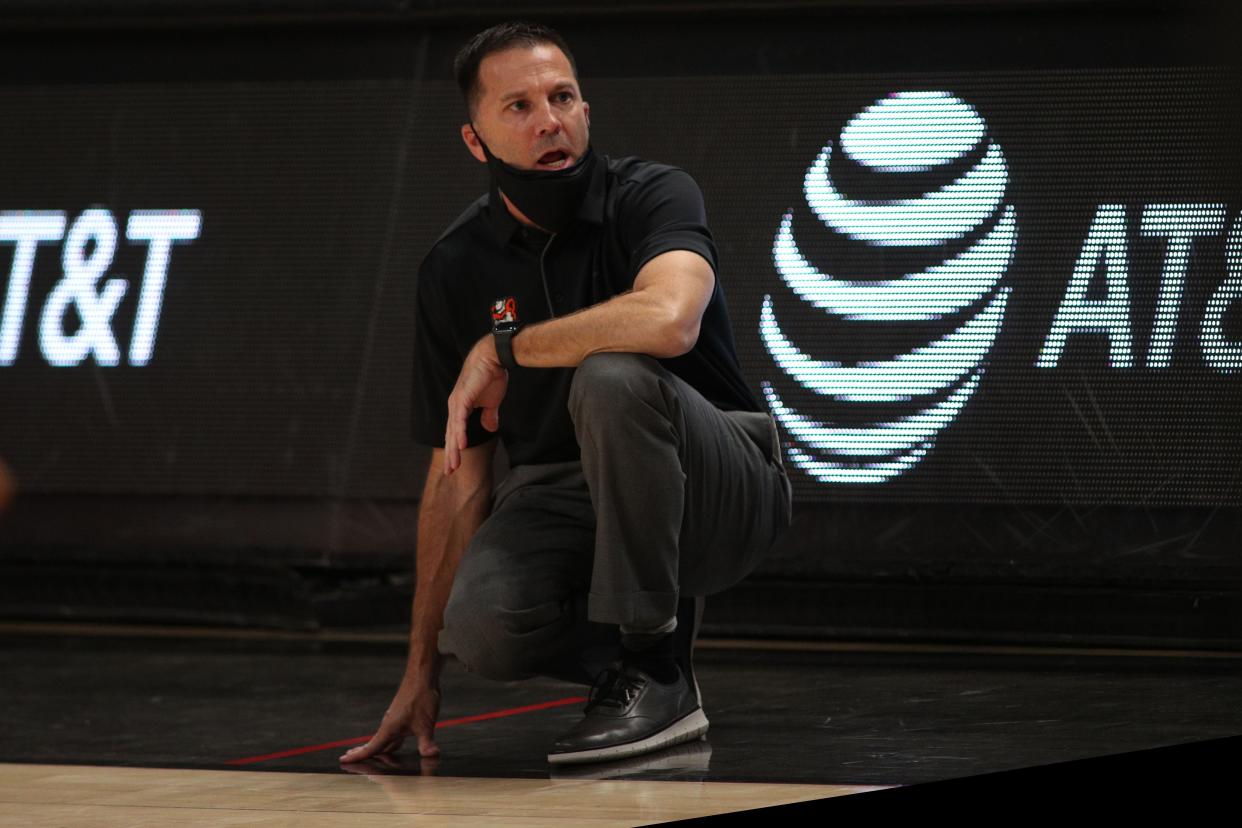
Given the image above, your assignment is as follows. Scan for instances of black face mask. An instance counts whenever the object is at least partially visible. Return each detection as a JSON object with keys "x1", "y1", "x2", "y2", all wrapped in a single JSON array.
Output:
[{"x1": 474, "y1": 131, "x2": 597, "y2": 234}]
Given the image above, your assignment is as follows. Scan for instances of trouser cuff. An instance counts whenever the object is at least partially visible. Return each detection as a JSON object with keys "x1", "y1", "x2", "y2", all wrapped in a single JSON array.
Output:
[{"x1": 588, "y1": 589, "x2": 679, "y2": 629}]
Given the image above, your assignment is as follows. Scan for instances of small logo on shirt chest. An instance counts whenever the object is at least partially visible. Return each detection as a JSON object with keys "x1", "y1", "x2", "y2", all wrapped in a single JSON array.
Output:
[{"x1": 491, "y1": 296, "x2": 518, "y2": 327}]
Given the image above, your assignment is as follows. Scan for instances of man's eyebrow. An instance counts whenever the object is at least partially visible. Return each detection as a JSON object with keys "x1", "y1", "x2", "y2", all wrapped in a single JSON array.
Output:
[{"x1": 498, "y1": 81, "x2": 576, "y2": 103}]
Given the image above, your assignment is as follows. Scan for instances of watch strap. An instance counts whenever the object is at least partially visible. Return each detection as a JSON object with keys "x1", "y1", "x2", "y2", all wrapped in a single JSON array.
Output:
[{"x1": 494, "y1": 327, "x2": 520, "y2": 370}]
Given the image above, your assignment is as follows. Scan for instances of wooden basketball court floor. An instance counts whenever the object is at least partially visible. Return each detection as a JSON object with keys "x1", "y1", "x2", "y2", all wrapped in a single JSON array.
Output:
[{"x1": 3, "y1": 622, "x2": 1242, "y2": 825}]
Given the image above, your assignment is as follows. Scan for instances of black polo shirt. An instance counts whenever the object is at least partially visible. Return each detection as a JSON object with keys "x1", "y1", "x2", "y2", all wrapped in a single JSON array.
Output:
[{"x1": 410, "y1": 154, "x2": 761, "y2": 467}]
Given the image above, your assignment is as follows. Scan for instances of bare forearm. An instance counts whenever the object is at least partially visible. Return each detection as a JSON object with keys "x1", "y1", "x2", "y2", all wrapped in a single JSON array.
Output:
[
  {"x1": 406, "y1": 474, "x2": 492, "y2": 680},
  {"x1": 510, "y1": 289, "x2": 693, "y2": 369}
]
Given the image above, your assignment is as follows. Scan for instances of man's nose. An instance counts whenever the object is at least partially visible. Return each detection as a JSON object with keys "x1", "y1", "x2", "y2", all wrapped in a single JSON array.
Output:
[{"x1": 533, "y1": 101, "x2": 563, "y2": 136}]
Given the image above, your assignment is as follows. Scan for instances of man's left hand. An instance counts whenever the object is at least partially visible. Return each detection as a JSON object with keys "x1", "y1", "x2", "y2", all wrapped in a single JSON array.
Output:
[{"x1": 444, "y1": 335, "x2": 508, "y2": 475}]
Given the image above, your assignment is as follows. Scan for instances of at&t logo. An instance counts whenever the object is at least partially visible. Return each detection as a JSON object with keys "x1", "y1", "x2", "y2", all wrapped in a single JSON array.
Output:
[
  {"x1": 0, "y1": 208, "x2": 201, "y2": 368},
  {"x1": 762, "y1": 91, "x2": 1014, "y2": 484}
]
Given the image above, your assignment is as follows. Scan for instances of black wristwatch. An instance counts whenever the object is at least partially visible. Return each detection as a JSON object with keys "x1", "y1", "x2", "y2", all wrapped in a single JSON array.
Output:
[{"x1": 491, "y1": 296, "x2": 521, "y2": 371}]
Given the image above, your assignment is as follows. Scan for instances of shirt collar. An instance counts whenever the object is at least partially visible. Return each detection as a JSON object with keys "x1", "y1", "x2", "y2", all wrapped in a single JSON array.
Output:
[{"x1": 487, "y1": 152, "x2": 607, "y2": 246}]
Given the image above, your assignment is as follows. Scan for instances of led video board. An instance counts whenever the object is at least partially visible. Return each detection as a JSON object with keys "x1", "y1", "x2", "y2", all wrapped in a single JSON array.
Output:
[{"x1": 0, "y1": 68, "x2": 1237, "y2": 511}]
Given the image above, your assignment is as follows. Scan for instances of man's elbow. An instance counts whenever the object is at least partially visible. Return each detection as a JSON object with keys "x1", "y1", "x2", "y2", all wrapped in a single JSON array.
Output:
[{"x1": 662, "y1": 316, "x2": 701, "y2": 358}]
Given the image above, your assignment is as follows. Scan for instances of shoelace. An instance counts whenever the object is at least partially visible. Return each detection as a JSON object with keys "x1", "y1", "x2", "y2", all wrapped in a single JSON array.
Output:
[{"x1": 585, "y1": 667, "x2": 646, "y2": 712}]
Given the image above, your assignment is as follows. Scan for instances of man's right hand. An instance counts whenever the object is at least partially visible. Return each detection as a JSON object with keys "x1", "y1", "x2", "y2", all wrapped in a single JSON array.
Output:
[
  {"x1": 339, "y1": 675, "x2": 443, "y2": 762},
  {"x1": 341, "y1": 444, "x2": 494, "y2": 765}
]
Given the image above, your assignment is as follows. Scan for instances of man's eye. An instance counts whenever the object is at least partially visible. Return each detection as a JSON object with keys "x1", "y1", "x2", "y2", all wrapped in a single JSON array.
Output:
[
  {"x1": 510, "y1": 101, "x2": 527, "y2": 111},
  {"x1": 556, "y1": 92, "x2": 573, "y2": 103}
]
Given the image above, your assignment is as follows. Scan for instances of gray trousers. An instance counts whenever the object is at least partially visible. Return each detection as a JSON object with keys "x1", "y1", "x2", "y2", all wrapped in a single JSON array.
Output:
[{"x1": 438, "y1": 352, "x2": 793, "y2": 683}]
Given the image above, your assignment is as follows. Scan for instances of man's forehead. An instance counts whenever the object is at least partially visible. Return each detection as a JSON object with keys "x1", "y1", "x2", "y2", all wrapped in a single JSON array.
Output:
[{"x1": 478, "y1": 44, "x2": 578, "y2": 101}]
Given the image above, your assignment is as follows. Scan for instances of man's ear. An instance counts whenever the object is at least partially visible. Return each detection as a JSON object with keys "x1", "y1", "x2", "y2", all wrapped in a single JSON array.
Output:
[
  {"x1": 583, "y1": 100, "x2": 590, "y2": 127},
  {"x1": 461, "y1": 123, "x2": 487, "y2": 164}
]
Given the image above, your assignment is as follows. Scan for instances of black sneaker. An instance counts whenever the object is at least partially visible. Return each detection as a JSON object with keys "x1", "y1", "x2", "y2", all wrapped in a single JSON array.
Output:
[{"x1": 546, "y1": 662, "x2": 709, "y2": 765}]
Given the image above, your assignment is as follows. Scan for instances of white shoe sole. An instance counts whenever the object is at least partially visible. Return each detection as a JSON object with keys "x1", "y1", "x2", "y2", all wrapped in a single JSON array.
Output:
[
  {"x1": 546, "y1": 708, "x2": 710, "y2": 766},
  {"x1": 548, "y1": 740, "x2": 713, "y2": 780}
]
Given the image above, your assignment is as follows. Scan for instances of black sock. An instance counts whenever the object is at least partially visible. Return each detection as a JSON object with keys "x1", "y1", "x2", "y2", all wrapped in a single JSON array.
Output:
[{"x1": 621, "y1": 632, "x2": 680, "y2": 684}]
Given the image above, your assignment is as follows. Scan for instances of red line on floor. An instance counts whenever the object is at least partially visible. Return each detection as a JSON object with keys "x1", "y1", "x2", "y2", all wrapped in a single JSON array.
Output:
[{"x1": 224, "y1": 695, "x2": 587, "y2": 766}]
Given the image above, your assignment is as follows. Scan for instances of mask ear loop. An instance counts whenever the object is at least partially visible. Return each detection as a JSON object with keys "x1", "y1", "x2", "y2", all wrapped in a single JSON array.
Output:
[{"x1": 469, "y1": 123, "x2": 497, "y2": 162}]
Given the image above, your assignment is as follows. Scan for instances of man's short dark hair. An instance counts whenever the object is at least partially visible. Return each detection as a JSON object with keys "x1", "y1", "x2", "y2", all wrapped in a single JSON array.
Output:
[{"x1": 454, "y1": 21, "x2": 579, "y2": 118}]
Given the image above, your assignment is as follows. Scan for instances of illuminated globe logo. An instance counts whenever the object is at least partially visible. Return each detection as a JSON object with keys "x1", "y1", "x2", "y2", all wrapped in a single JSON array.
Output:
[{"x1": 761, "y1": 90, "x2": 1016, "y2": 484}]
